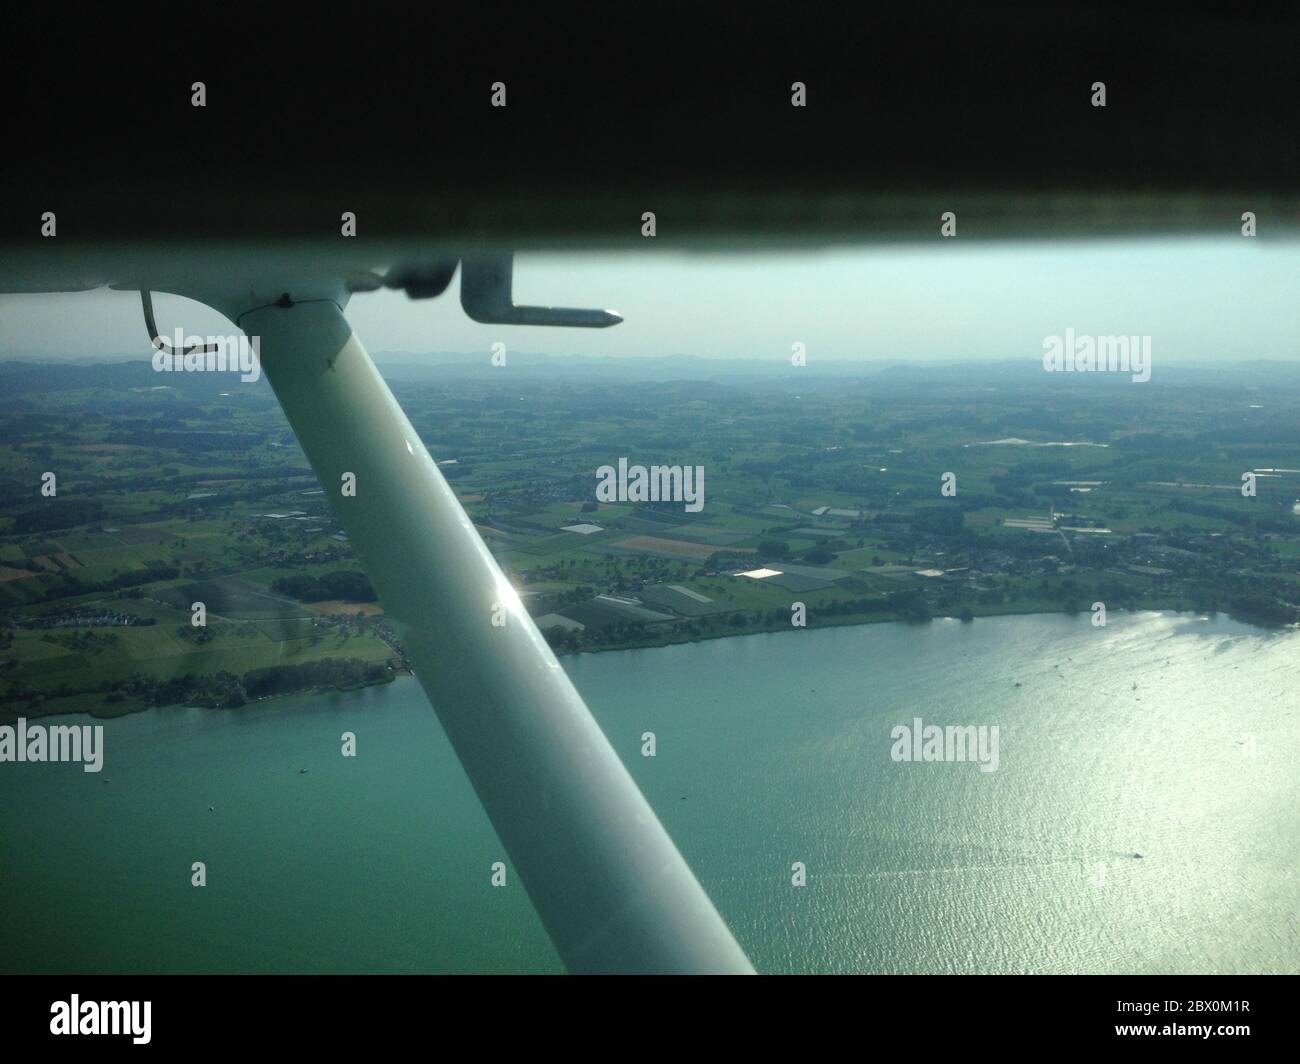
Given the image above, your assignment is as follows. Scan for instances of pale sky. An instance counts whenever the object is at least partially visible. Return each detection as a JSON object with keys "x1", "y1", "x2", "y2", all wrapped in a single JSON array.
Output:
[{"x1": 3, "y1": 239, "x2": 1299, "y2": 364}]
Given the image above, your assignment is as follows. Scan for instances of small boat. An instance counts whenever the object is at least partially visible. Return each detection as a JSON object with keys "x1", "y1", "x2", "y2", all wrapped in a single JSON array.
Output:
[{"x1": 298, "y1": 767, "x2": 309, "y2": 774}]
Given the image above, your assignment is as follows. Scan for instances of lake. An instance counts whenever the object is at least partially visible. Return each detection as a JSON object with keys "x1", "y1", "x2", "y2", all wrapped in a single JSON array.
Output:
[{"x1": 2, "y1": 611, "x2": 1296, "y2": 973}]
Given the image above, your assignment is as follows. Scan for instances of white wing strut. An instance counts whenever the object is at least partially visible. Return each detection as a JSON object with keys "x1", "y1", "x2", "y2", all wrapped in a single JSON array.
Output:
[{"x1": 242, "y1": 298, "x2": 753, "y2": 974}]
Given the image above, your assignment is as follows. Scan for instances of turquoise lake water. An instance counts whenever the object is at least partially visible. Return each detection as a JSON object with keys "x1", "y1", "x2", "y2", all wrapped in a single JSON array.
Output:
[{"x1": 2, "y1": 611, "x2": 1296, "y2": 973}]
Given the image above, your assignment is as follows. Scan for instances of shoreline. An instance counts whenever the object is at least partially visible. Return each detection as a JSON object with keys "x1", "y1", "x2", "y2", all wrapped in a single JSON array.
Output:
[
  {"x1": 4, "y1": 604, "x2": 1291, "y2": 725},
  {"x1": 2, "y1": 672, "x2": 404, "y2": 725},
  {"x1": 543, "y1": 600, "x2": 1293, "y2": 657}
]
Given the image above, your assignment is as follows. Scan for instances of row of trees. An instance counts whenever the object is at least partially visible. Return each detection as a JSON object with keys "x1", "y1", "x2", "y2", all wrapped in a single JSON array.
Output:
[
  {"x1": 539, "y1": 588, "x2": 937, "y2": 652},
  {"x1": 6, "y1": 657, "x2": 394, "y2": 711},
  {"x1": 271, "y1": 569, "x2": 377, "y2": 603}
]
